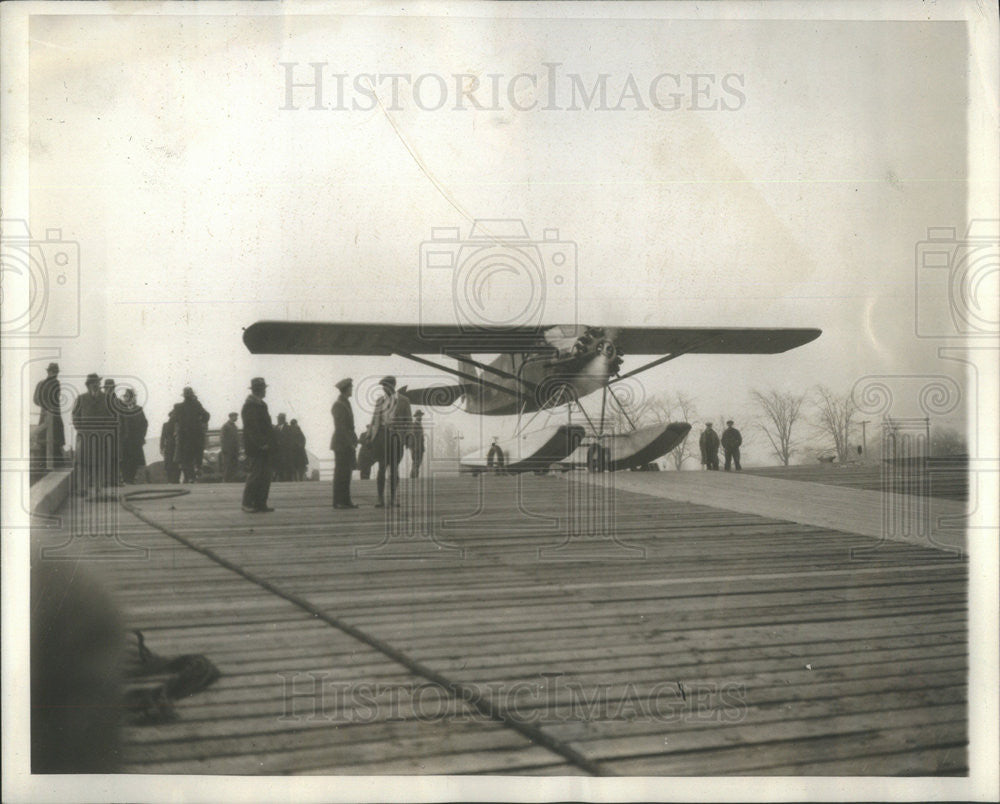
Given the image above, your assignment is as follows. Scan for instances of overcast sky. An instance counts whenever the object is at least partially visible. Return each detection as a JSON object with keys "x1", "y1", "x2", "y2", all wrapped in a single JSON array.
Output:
[{"x1": 23, "y1": 9, "x2": 978, "y2": 466}]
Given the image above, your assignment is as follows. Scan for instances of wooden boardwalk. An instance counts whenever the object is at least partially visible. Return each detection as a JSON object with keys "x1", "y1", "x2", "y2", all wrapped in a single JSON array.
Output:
[{"x1": 32, "y1": 471, "x2": 968, "y2": 775}]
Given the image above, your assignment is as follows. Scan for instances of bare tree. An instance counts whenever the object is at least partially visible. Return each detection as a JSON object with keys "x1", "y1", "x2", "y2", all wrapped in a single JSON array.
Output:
[
  {"x1": 751, "y1": 389, "x2": 806, "y2": 466},
  {"x1": 812, "y1": 385, "x2": 857, "y2": 463},
  {"x1": 663, "y1": 392, "x2": 698, "y2": 470}
]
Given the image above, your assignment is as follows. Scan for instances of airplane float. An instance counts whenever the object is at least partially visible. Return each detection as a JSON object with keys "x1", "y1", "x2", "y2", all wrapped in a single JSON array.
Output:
[{"x1": 243, "y1": 321, "x2": 821, "y2": 474}]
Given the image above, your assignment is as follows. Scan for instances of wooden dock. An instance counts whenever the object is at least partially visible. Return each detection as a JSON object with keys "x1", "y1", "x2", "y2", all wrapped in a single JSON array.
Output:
[{"x1": 32, "y1": 470, "x2": 968, "y2": 775}]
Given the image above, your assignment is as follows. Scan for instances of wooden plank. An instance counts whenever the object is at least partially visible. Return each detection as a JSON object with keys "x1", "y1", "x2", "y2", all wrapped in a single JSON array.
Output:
[{"x1": 34, "y1": 474, "x2": 966, "y2": 776}]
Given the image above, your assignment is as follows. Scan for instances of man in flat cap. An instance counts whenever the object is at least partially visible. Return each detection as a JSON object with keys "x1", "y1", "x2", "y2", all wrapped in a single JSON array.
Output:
[
  {"x1": 369, "y1": 375, "x2": 412, "y2": 508},
  {"x1": 699, "y1": 422, "x2": 720, "y2": 471},
  {"x1": 241, "y1": 377, "x2": 274, "y2": 512},
  {"x1": 33, "y1": 362, "x2": 65, "y2": 466},
  {"x1": 721, "y1": 419, "x2": 743, "y2": 472},
  {"x1": 331, "y1": 377, "x2": 358, "y2": 508}
]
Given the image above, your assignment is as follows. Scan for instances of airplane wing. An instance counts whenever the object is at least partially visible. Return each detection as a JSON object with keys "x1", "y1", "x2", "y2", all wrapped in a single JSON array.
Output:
[
  {"x1": 611, "y1": 327, "x2": 821, "y2": 355},
  {"x1": 243, "y1": 321, "x2": 548, "y2": 355},
  {"x1": 243, "y1": 321, "x2": 820, "y2": 356}
]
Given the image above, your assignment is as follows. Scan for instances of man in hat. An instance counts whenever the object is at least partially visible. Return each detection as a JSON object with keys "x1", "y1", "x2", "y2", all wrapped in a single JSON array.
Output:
[
  {"x1": 699, "y1": 422, "x2": 720, "y2": 471},
  {"x1": 273, "y1": 413, "x2": 291, "y2": 481},
  {"x1": 289, "y1": 418, "x2": 307, "y2": 481},
  {"x1": 177, "y1": 386, "x2": 210, "y2": 483},
  {"x1": 102, "y1": 378, "x2": 122, "y2": 486},
  {"x1": 33, "y1": 362, "x2": 65, "y2": 466},
  {"x1": 71, "y1": 373, "x2": 112, "y2": 496},
  {"x1": 220, "y1": 412, "x2": 241, "y2": 482},
  {"x1": 408, "y1": 409, "x2": 426, "y2": 478},
  {"x1": 331, "y1": 377, "x2": 358, "y2": 508},
  {"x1": 119, "y1": 388, "x2": 148, "y2": 484},
  {"x1": 241, "y1": 377, "x2": 274, "y2": 512},
  {"x1": 721, "y1": 419, "x2": 743, "y2": 472},
  {"x1": 160, "y1": 406, "x2": 181, "y2": 484},
  {"x1": 369, "y1": 376, "x2": 412, "y2": 508}
]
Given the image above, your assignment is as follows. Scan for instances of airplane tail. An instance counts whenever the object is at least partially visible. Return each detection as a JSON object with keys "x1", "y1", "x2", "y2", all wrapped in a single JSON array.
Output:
[{"x1": 399, "y1": 383, "x2": 468, "y2": 408}]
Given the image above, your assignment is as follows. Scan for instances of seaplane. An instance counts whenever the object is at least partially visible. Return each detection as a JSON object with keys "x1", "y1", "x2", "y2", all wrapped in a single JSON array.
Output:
[{"x1": 243, "y1": 320, "x2": 821, "y2": 474}]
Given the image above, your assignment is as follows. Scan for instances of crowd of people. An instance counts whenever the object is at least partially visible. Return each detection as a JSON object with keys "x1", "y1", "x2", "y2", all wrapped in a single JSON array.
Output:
[
  {"x1": 32, "y1": 365, "x2": 151, "y2": 497},
  {"x1": 30, "y1": 364, "x2": 430, "y2": 510},
  {"x1": 155, "y1": 388, "x2": 315, "y2": 487},
  {"x1": 35, "y1": 365, "x2": 744, "y2": 512}
]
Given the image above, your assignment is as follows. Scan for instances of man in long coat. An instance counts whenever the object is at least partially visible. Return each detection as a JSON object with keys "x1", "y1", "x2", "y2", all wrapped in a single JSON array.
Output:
[
  {"x1": 102, "y1": 378, "x2": 122, "y2": 486},
  {"x1": 369, "y1": 376, "x2": 411, "y2": 508},
  {"x1": 241, "y1": 377, "x2": 274, "y2": 513},
  {"x1": 699, "y1": 422, "x2": 720, "y2": 471},
  {"x1": 176, "y1": 386, "x2": 210, "y2": 483},
  {"x1": 160, "y1": 407, "x2": 181, "y2": 484},
  {"x1": 273, "y1": 413, "x2": 291, "y2": 481},
  {"x1": 220, "y1": 412, "x2": 241, "y2": 482},
  {"x1": 33, "y1": 362, "x2": 66, "y2": 465},
  {"x1": 289, "y1": 419, "x2": 307, "y2": 481},
  {"x1": 119, "y1": 388, "x2": 148, "y2": 484},
  {"x1": 331, "y1": 377, "x2": 358, "y2": 508},
  {"x1": 71, "y1": 373, "x2": 113, "y2": 496}
]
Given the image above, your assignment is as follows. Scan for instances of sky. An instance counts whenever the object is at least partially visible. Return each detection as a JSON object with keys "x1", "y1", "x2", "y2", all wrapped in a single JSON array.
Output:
[{"x1": 18, "y1": 8, "x2": 986, "y2": 469}]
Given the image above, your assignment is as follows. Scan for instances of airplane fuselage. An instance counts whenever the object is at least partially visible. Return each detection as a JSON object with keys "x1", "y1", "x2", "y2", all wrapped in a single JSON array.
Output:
[{"x1": 460, "y1": 325, "x2": 623, "y2": 415}]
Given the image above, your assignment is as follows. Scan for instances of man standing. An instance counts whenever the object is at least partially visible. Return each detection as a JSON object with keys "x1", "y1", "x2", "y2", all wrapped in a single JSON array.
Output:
[
  {"x1": 71, "y1": 374, "x2": 111, "y2": 497},
  {"x1": 177, "y1": 387, "x2": 210, "y2": 483},
  {"x1": 487, "y1": 437, "x2": 506, "y2": 474},
  {"x1": 408, "y1": 410, "x2": 426, "y2": 478},
  {"x1": 33, "y1": 362, "x2": 65, "y2": 466},
  {"x1": 357, "y1": 425, "x2": 375, "y2": 480},
  {"x1": 699, "y1": 422, "x2": 720, "y2": 471},
  {"x1": 369, "y1": 376, "x2": 411, "y2": 508},
  {"x1": 220, "y1": 412, "x2": 240, "y2": 482},
  {"x1": 289, "y1": 419, "x2": 307, "y2": 481},
  {"x1": 273, "y1": 413, "x2": 291, "y2": 481},
  {"x1": 721, "y1": 419, "x2": 743, "y2": 472},
  {"x1": 160, "y1": 406, "x2": 181, "y2": 483},
  {"x1": 102, "y1": 378, "x2": 122, "y2": 486},
  {"x1": 119, "y1": 389, "x2": 148, "y2": 484},
  {"x1": 241, "y1": 377, "x2": 274, "y2": 513},
  {"x1": 331, "y1": 377, "x2": 358, "y2": 508}
]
